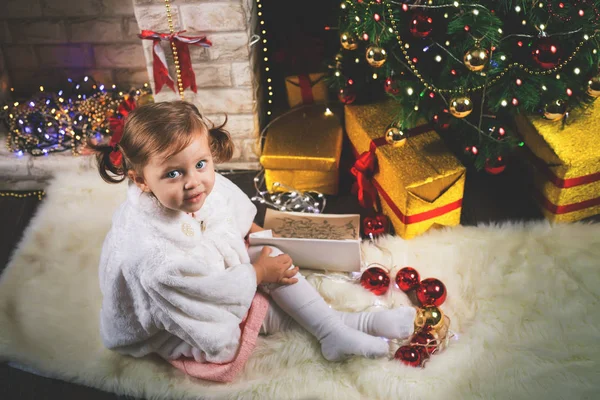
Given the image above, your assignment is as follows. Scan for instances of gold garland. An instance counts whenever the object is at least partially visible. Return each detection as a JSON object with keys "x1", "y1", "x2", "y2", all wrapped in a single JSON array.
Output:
[
  {"x1": 351, "y1": 1, "x2": 597, "y2": 95},
  {"x1": 0, "y1": 190, "x2": 45, "y2": 200},
  {"x1": 164, "y1": 0, "x2": 184, "y2": 100}
]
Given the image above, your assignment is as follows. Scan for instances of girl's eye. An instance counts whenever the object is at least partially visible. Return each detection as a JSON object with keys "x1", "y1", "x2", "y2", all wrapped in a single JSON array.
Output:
[
  {"x1": 196, "y1": 160, "x2": 206, "y2": 169},
  {"x1": 166, "y1": 170, "x2": 180, "y2": 179}
]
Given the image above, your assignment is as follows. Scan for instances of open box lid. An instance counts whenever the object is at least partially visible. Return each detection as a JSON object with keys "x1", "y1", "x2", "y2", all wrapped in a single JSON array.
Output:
[{"x1": 248, "y1": 209, "x2": 362, "y2": 272}]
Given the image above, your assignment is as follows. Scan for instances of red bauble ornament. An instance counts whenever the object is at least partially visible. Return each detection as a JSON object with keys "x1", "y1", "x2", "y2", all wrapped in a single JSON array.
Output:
[
  {"x1": 338, "y1": 87, "x2": 356, "y2": 104},
  {"x1": 384, "y1": 77, "x2": 400, "y2": 95},
  {"x1": 394, "y1": 345, "x2": 424, "y2": 367},
  {"x1": 532, "y1": 37, "x2": 561, "y2": 69},
  {"x1": 363, "y1": 214, "x2": 389, "y2": 237},
  {"x1": 410, "y1": 329, "x2": 439, "y2": 355},
  {"x1": 395, "y1": 267, "x2": 421, "y2": 292},
  {"x1": 409, "y1": 12, "x2": 433, "y2": 38},
  {"x1": 360, "y1": 266, "x2": 390, "y2": 295},
  {"x1": 485, "y1": 157, "x2": 506, "y2": 175},
  {"x1": 416, "y1": 278, "x2": 447, "y2": 306}
]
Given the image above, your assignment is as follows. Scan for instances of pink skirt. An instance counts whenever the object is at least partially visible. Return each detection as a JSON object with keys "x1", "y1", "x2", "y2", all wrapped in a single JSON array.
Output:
[{"x1": 169, "y1": 292, "x2": 270, "y2": 383}]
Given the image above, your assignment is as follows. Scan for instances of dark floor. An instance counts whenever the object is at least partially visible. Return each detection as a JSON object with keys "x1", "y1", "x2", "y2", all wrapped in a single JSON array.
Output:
[{"x1": 1, "y1": 146, "x2": 598, "y2": 400}]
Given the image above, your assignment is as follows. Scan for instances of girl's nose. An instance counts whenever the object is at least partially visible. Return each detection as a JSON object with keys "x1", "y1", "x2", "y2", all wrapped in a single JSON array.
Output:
[
  {"x1": 184, "y1": 171, "x2": 202, "y2": 190},
  {"x1": 184, "y1": 176, "x2": 199, "y2": 190}
]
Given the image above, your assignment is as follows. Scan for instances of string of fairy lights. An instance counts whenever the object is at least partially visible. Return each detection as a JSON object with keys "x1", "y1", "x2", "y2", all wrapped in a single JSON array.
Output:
[
  {"x1": 340, "y1": 0, "x2": 599, "y2": 96},
  {"x1": 334, "y1": 0, "x2": 600, "y2": 166},
  {"x1": 3, "y1": 78, "x2": 152, "y2": 157},
  {"x1": 383, "y1": 2, "x2": 597, "y2": 96},
  {"x1": 256, "y1": 0, "x2": 274, "y2": 117}
]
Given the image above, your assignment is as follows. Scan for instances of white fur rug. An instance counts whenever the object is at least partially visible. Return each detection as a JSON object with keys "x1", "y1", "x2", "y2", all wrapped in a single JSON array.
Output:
[{"x1": 1, "y1": 171, "x2": 600, "y2": 400}]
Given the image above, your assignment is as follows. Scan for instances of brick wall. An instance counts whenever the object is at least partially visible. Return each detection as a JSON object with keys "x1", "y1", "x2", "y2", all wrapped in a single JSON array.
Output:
[
  {"x1": 0, "y1": 0, "x2": 148, "y2": 96},
  {"x1": 133, "y1": 0, "x2": 261, "y2": 169}
]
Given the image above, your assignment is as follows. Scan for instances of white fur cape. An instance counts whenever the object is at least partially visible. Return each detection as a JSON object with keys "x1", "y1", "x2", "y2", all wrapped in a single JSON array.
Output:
[{"x1": 1, "y1": 170, "x2": 599, "y2": 400}]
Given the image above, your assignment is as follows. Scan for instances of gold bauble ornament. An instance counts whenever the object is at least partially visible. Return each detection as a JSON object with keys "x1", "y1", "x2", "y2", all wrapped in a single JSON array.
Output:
[
  {"x1": 414, "y1": 306, "x2": 444, "y2": 331},
  {"x1": 449, "y1": 96, "x2": 474, "y2": 118},
  {"x1": 366, "y1": 46, "x2": 387, "y2": 68},
  {"x1": 340, "y1": 32, "x2": 358, "y2": 50},
  {"x1": 587, "y1": 77, "x2": 600, "y2": 97},
  {"x1": 544, "y1": 100, "x2": 567, "y2": 121},
  {"x1": 463, "y1": 47, "x2": 489, "y2": 72},
  {"x1": 385, "y1": 123, "x2": 407, "y2": 147}
]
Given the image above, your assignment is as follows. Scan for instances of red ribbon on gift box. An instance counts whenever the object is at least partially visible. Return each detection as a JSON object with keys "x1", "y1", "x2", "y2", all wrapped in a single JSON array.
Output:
[
  {"x1": 350, "y1": 123, "x2": 463, "y2": 224},
  {"x1": 298, "y1": 75, "x2": 315, "y2": 105},
  {"x1": 139, "y1": 30, "x2": 212, "y2": 94}
]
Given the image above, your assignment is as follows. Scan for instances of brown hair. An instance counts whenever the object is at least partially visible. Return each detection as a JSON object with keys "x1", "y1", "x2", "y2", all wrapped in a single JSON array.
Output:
[{"x1": 89, "y1": 101, "x2": 234, "y2": 184}]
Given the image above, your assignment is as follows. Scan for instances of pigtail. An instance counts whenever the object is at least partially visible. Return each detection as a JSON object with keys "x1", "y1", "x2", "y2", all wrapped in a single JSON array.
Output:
[
  {"x1": 86, "y1": 138, "x2": 127, "y2": 184},
  {"x1": 207, "y1": 115, "x2": 234, "y2": 163}
]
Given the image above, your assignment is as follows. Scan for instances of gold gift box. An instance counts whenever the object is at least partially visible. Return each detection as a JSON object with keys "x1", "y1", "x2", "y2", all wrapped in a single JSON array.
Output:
[
  {"x1": 345, "y1": 102, "x2": 466, "y2": 239},
  {"x1": 285, "y1": 73, "x2": 329, "y2": 108},
  {"x1": 515, "y1": 106, "x2": 600, "y2": 222},
  {"x1": 260, "y1": 105, "x2": 343, "y2": 195}
]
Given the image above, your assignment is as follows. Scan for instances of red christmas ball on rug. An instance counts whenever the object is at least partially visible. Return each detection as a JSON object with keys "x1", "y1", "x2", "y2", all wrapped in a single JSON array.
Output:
[
  {"x1": 394, "y1": 345, "x2": 424, "y2": 367},
  {"x1": 410, "y1": 329, "x2": 439, "y2": 355},
  {"x1": 416, "y1": 278, "x2": 447, "y2": 306},
  {"x1": 395, "y1": 267, "x2": 420, "y2": 292},
  {"x1": 363, "y1": 214, "x2": 388, "y2": 237},
  {"x1": 360, "y1": 266, "x2": 390, "y2": 295}
]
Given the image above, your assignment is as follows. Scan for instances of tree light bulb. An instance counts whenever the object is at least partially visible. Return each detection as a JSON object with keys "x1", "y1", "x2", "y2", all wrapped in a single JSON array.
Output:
[{"x1": 407, "y1": 87, "x2": 414, "y2": 95}]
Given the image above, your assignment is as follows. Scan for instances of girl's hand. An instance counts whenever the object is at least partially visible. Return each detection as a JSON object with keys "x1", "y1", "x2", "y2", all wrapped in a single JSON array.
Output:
[{"x1": 252, "y1": 247, "x2": 298, "y2": 285}]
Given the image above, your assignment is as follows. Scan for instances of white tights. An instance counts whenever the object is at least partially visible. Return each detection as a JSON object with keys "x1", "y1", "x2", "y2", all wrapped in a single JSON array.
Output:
[{"x1": 248, "y1": 246, "x2": 415, "y2": 361}]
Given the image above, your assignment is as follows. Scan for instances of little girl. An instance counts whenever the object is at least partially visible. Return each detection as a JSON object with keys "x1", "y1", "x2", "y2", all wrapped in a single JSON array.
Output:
[{"x1": 93, "y1": 101, "x2": 416, "y2": 382}]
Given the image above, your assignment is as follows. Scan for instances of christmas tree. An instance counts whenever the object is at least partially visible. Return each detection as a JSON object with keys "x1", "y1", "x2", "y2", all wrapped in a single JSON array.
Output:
[{"x1": 331, "y1": 0, "x2": 600, "y2": 170}]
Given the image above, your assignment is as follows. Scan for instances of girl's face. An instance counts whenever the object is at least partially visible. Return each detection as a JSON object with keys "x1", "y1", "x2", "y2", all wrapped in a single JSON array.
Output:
[{"x1": 131, "y1": 131, "x2": 216, "y2": 214}]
